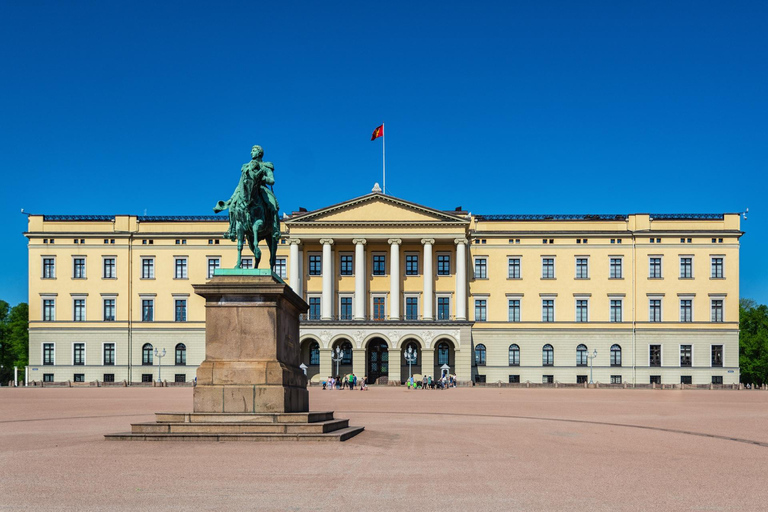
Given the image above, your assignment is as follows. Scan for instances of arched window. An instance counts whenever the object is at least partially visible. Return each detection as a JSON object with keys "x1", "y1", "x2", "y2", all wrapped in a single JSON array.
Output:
[
  {"x1": 175, "y1": 343, "x2": 186, "y2": 366},
  {"x1": 402, "y1": 341, "x2": 419, "y2": 365},
  {"x1": 611, "y1": 344, "x2": 622, "y2": 367},
  {"x1": 576, "y1": 344, "x2": 588, "y2": 366},
  {"x1": 437, "y1": 342, "x2": 450, "y2": 365},
  {"x1": 475, "y1": 344, "x2": 486, "y2": 366},
  {"x1": 542, "y1": 344, "x2": 554, "y2": 366},
  {"x1": 142, "y1": 343, "x2": 153, "y2": 365},
  {"x1": 341, "y1": 341, "x2": 353, "y2": 365},
  {"x1": 509, "y1": 344, "x2": 520, "y2": 366},
  {"x1": 309, "y1": 341, "x2": 320, "y2": 365}
]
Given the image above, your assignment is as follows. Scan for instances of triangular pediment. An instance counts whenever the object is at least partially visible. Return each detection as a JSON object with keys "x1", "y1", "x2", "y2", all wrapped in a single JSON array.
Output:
[{"x1": 286, "y1": 193, "x2": 469, "y2": 226}]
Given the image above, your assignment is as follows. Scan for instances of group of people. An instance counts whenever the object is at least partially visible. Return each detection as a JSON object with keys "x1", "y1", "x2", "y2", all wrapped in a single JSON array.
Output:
[
  {"x1": 322, "y1": 374, "x2": 367, "y2": 391},
  {"x1": 406, "y1": 374, "x2": 457, "y2": 390}
]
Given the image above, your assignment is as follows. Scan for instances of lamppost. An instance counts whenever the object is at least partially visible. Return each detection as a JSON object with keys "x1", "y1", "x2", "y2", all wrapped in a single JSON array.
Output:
[
  {"x1": 587, "y1": 349, "x2": 598, "y2": 384},
  {"x1": 154, "y1": 348, "x2": 166, "y2": 383},
  {"x1": 331, "y1": 346, "x2": 343, "y2": 378},
  {"x1": 404, "y1": 346, "x2": 417, "y2": 382}
]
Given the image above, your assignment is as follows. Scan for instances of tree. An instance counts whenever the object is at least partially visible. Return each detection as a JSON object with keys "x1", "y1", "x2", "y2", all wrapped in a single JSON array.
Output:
[
  {"x1": 739, "y1": 298, "x2": 768, "y2": 386},
  {"x1": 0, "y1": 301, "x2": 28, "y2": 385}
]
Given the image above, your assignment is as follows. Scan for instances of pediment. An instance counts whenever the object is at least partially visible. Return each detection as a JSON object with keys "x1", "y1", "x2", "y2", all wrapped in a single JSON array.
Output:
[{"x1": 286, "y1": 193, "x2": 469, "y2": 226}]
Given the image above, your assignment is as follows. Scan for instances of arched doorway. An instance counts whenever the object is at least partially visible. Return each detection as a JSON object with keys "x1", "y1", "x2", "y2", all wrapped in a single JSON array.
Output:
[
  {"x1": 367, "y1": 338, "x2": 389, "y2": 385},
  {"x1": 400, "y1": 339, "x2": 422, "y2": 384},
  {"x1": 434, "y1": 338, "x2": 455, "y2": 379},
  {"x1": 331, "y1": 339, "x2": 353, "y2": 379},
  {"x1": 299, "y1": 338, "x2": 320, "y2": 381}
]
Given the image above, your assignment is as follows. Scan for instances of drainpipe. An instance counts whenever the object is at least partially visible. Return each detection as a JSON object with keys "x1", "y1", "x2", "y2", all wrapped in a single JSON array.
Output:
[
  {"x1": 127, "y1": 227, "x2": 133, "y2": 386},
  {"x1": 632, "y1": 230, "x2": 637, "y2": 387}
]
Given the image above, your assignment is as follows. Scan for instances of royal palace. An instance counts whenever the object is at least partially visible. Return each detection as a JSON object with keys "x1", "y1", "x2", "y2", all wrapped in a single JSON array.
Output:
[{"x1": 25, "y1": 190, "x2": 742, "y2": 386}]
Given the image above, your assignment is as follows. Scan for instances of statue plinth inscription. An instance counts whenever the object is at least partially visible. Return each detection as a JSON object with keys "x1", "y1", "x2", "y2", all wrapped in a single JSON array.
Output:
[{"x1": 192, "y1": 272, "x2": 308, "y2": 413}]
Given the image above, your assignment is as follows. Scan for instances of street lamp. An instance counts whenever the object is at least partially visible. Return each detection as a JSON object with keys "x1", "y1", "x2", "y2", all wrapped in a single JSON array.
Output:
[
  {"x1": 587, "y1": 349, "x2": 598, "y2": 384},
  {"x1": 404, "y1": 346, "x2": 417, "y2": 383},
  {"x1": 154, "y1": 348, "x2": 166, "y2": 383},
  {"x1": 331, "y1": 346, "x2": 343, "y2": 378}
]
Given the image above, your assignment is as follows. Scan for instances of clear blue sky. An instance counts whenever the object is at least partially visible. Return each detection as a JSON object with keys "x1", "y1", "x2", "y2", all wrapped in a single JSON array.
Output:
[{"x1": 1, "y1": 1, "x2": 765, "y2": 307}]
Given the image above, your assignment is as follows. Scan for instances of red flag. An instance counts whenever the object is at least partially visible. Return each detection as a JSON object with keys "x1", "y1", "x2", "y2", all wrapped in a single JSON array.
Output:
[{"x1": 371, "y1": 124, "x2": 383, "y2": 141}]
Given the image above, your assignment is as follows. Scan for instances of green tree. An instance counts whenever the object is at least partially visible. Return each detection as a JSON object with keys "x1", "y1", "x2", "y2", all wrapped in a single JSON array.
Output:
[
  {"x1": 739, "y1": 298, "x2": 768, "y2": 386},
  {"x1": 0, "y1": 301, "x2": 28, "y2": 385}
]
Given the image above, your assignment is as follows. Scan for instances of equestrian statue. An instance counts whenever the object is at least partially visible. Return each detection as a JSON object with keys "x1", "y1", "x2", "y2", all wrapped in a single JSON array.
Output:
[{"x1": 214, "y1": 145, "x2": 281, "y2": 271}]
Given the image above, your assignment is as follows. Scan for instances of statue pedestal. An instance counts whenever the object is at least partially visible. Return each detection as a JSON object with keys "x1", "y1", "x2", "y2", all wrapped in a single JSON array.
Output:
[
  {"x1": 192, "y1": 271, "x2": 308, "y2": 413},
  {"x1": 106, "y1": 270, "x2": 363, "y2": 442}
]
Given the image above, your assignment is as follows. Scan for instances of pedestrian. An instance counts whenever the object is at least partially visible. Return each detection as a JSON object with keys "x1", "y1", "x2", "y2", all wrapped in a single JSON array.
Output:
[
  {"x1": 348, "y1": 373, "x2": 355, "y2": 390},
  {"x1": 422, "y1": 375, "x2": 427, "y2": 390},
  {"x1": 360, "y1": 376, "x2": 367, "y2": 390}
]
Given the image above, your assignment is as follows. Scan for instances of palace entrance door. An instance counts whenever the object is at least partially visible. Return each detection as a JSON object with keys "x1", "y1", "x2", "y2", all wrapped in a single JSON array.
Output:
[{"x1": 367, "y1": 339, "x2": 389, "y2": 384}]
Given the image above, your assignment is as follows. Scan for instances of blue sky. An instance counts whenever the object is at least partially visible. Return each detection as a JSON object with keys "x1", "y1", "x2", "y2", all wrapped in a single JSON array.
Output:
[{"x1": 0, "y1": 1, "x2": 765, "y2": 306}]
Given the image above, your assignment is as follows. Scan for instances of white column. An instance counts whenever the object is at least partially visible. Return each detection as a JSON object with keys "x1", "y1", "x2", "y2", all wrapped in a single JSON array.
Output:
[
  {"x1": 455, "y1": 238, "x2": 468, "y2": 321},
  {"x1": 320, "y1": 238, "x2": 334, "y2": 320},
  {"x1": 388, "y1": 238, "x2": 401, "y2": 320},
  {"x1": 421, "y1": 238, "x2": 434, "y2": 320},
  {"x1": 353, "y1": 238, "x2": 367, "y2": 320},
  {"x1": 289, "y1": 238, "x2": 301, "y2": 296}
]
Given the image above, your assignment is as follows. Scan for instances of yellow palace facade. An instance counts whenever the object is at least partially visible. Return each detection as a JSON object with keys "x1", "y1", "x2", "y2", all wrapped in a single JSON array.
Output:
[{"x1": 25, "y1": 191, "x2": 742, "y2": 386}]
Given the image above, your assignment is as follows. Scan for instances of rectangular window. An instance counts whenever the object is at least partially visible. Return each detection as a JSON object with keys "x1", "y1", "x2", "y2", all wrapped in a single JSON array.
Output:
[
  {"x1": 103, "y1": 299, "x2": 115, "y2": 321},
  {"x1": 340, "y1": 297, "x2": 353, "y2": 320},
  {"x1": 474, "y1": 258, "x2": 487, "y2": 279},
  {"x1": 508, "y1": 258, "x2": 520, "y2": 279},
  {"x1": 711, "y1": 257, "x2": 724, "y2": 278},
  {"x1": 649, "y1": 257, "x2": 662, "y2": 278},
  {"x1": 650, "y1": 345, "x2": 661, "y2": 367},
  {"x1": 340, "y1": 255, "x2": 353, "y2": 276},
  {"x1": 43, "y1": 373, "x2": 54, "y2": 382},
  {"x1": 711, "y1": 299, "x2": 724, "y2": 322},
  {"x1": 475, "y1": 300, "x2": 487, "y2": 322},
  {"x1": 308, "y1": 297, "x2": 321, "y2": 320},
  {"x1": 437, "y1": 297, "x2": 450, "y2": 320},
  {"x1": 650, "y1": 375, "x2": 661, "y2": 385},
  {"x1": 73, "y1": 343, "x2": 85, "y2": 365},
  {"x1": 680, "y1": 345, "x2": 692, "y2": 367},
  {"x1": 175, "y1": 299, "x2": 187, "y2": 322},
  {"x1": 373, "y1": 297, "x2": 386, "y2": 321},
  {"x1": 274, "y1": 258, "x2": 287, "y2": 278},
  {"x1": 610, "y1": 300, "x2": 623, "y2": 322},
  {"x1": 73, "y1": 258, "x2": 86, "y2": 279},
  {"x1": 104, "y1": 343, "x2": 115, "y2": 366},
  {"x1": 74, "y1": 374, "x2": 85, "y2": 382},
  {"x1": 610, "y1": 258, "x2": 623, "y2": 279},
  {"x1": 711, "y1": 345, "x2": 723, "y2": 367},
  {"x1": 73, "y1": 299, "x2": 86, "y2": 322},
  {"x1": 406, "y1": 254, "x2": 419, "y2": 275},
  {"x1": 142, "y1": 299, "x2": 154, "y2": 322},
  {"x1": 576, "y1": 300, "x2": 588, "y2": 322},
  {"x1": 680, "y1": 299, "x2": 693, "y2": 322},
  {"x1": 43, "y1": 257, "x2": 55, "y2": 278},
  {"x1": 373, "y1": 254, "x2": 386, "y2": 276},
  {"x1": 577, "y1": 375, "x2": 588, "y2": 384},
  {"x1": 141, "y1": 258, "x2": 154, "y2": 279},
  {"x1": 103, "y1": 258, "x2": 116, "y2": 279},
  {"x1": 207, "y1": 258, "x2": 220, "y2": 278},
  {"x1": 241, "y1": 258, "x2": 253, "y2": 269},
  {"x1": 542, "y1": 258, "x2": 554, "y2": 279},
  {"x1": 437, "y1": 254, "x2": 451, "y2": 276},
  {"x1": 680, "y1": 257, "x2": 693, "y2": 278},
  {"x1": 103, "y1": 373, "x2": 115, "y2": 383},
  {"x1": 712, "y1": 375, "x2": 723, "y2": 385},
  {"x1": 508, "y1": 299, "x2": 520, "y2": 322},
  {"x1": 543, "y1": 375, "x2": 554, "y2": 384},
  {"x1": 175, "y1": 374, "x2": 186, "y2": 383},
  {"x1": 649, "y1": 299, "x2": 662, "y2": 322},
  {"x1": 611, "y1": 375, "x2": 622, "y2": 384},
  {"x1": 308, "y1": 255, "x2": 322, "y2": 276},
  {"x1": 575, "y1": 258, "x2": 589, "y2": 279},
  {"x1": 509, "y1": 375, "x2": 520, "y2": 384},
  {"x1": 405, "y1": 297, "x2": 419, "y2": 320},
  {"x1": 43, "y1": 299, "x2": 55, "y2": 321},
  {"x1": 141, "y1": 374, "x2": 153, "y2": 383},
  {"x1": 43, "y1": 343, "x2": 55, "y2": 365},
  {"x1": 542, "y1": 299, "x2": 554, "y2": 322},
  {"x1": 174, "y1": 258, "x2": 188, "y2": 279}
]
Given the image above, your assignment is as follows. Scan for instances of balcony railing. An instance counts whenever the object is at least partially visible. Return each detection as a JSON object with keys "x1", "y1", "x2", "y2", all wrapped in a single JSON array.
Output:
[{"x1": 299, "y1": 314, "x2": 458, "y2": 322}]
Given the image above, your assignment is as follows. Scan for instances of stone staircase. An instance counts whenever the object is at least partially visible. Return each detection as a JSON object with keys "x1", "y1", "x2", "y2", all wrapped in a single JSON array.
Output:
[{"x1": 105, "y1": 411, "x2": 364, "y2": 442}]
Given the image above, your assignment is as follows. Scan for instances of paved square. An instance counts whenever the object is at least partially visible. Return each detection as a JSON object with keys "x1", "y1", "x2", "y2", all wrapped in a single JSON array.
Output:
[{"x1": 1, "y1": 386, "x2": 766, "y2": 510}]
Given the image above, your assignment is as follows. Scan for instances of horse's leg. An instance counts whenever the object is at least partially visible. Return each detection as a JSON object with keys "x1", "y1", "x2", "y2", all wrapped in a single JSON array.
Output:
[
  {"x1": 236, "y1": 229, "x2": 243, "y2": 269},
  {"x1": 251, "y1": 220, "x2": 264, "y2": 268}
]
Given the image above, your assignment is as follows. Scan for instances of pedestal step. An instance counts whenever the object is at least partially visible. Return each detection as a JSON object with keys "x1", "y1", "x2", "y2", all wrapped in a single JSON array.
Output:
[
  {"x1": 154, "y1": 411, "x2": 335, "y2": 424},
  {"x1": 131, "y1": 418, "x2": 349, "y2": 435},
  {"x1": 105, "y1": 426, "x2": 364, "y2": 442}
]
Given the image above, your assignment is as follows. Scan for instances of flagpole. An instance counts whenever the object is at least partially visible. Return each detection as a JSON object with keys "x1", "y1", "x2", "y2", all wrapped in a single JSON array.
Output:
[{"x1": 382, "y1": 122, "x2": 386, "y2": 194}]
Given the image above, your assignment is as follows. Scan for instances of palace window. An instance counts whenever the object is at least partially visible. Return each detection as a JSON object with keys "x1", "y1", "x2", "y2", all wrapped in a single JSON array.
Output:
[
  {"x1": 711, "y1": 257, "x2": 724, "y2": 278},
  {"x1": 373, "y1": 254, "x2": 386, "y2": 276},
  {"x1": 103, "y1": 258, "x2": 116, "y2": 279},
  {"x1": 475, "y1": 344, "x2": 486, "y2": 366},
  {"x1": 175, "y1": 299, "x2": 187, "y2": 322},
  {"x1": 207, "y1": 258, "x2": 220, "y2": 278},
  {"x1": 406, "y1": 255, "x2": 419, "y2": 275},
  {"x1": 340, "y1": 297, "x2": 353, "y2": 320},
  {"x1": 405, "y1": 297, "x2": 419, "y2": 320},
  {"x1": 142, "y1": 299, "x2": 154, "y2": 322},
  {"x1": 611, "y1": 344, "x2": 622, "y2": 367},
  {"x1": 576, "y1": 344, "x2": 588, "y2": 366},
  {"x1": 610, "y1": 300, "x2": 623, "y2": 322},
  {"x1": 609, "y1": 258, "x2": 623, "y2": 279},
  {"x1": 474, "y1": 299, "x2": 487, "y2": 322},
  {"x1": 680, "y1": 299, "x2": 693, "y2": 322},
  {"x1": 175, "y1": 343, "x2": 186, "y2": 365},
  {"x1": 241, "y1": 258, "x2": 253, "y2": 269},
  {"x1": 309, "y1": 342, "x2": 320, "y2": 365},
  {"x1": 680, "y1": 257, "x2": 693, "y2": 278},
  {"x1": 309, "y1": 255, "x2": 322, "y2": 276},
  {"x1": 711, "y1": 345, "x2": 723, "y2": 367},
  {"x1": 508, "y1": 344, "x2": 520, "y2": 366},
  {"x1": 141, "y1": 258, "x2": 154, "y2": 279},
  {"x1": 650, "y1": 345, "x2": 661, "y2": 367},
  {"x1": 103, "y1": 299, "x2": 115, "y2": 322},
  {"x1": 437, "y1": 343, "x2": 450, "y2": 366},
  {"x1": 437, "y1": 297, "x2": 451, "y2": 320},
  {"x1": 437, "y1": 254, "x2": 451, "y2": 276},
  {"x1": 474, "y1": 258, "x2": 487, "y2": 279},
  {"x1": 649, "y1": 299, "x2": 662, "y2": 322},
  {"x1": 711, "y1": 299, "x2": 724, "y2": 322},
  {"x1": 104, "y1": 343, "x2": 115, "y2": 366},
  {"x1": 43, "y1": 299, "x2": 55, "y2": 322},
  {"x1": 73, "y1": 343, "x2": 85, "y2": 365},
  {"x1": 43, "y1": 343, "x2": 54, "y2": 365},
  {"x1": 43, "y1": 257, "x2": 55, "y2": 278},
  {"x1": 542, "y1": 344, "x2": 554, "y2": 366},
  {"x1": 373, "y1": 297, "x2": 386, "y2": 321},
  {"x1": 542, "y1": 258, "x2": 554, "y2": 279},
  {"x1": 73, "y1": 258, "x2": 86, "y2": 279},
  {"x1": 649, "y1": 257, "x2": 662, "y2": 279},
  {"x1": 576, "y1": 258, "x2": 589, "y2": 279},
  {"x1": 576, "y1": 300, "x2": 588, "y2": 322},
  {"x1": 274, "y1": 258, "x2": 287, "y2": 278},
  {"x1": 308, "y1": 297, "x2": 321, "y2": 320},
  {"x1": 175, "y1": 258, "x2": 188, "y2": 279},
  {"x1": 508, "y1": 258, "x2": 520, "y2": 279},
  {"x1": 542, "y1": 300, "x2": 554, "y2": 322},
  {"x1": 508, "y1": 299, "x2": 520, "y2": 322},
  {"x1": 142, "y1": 343, "x2": 153, "y2": 365},
  {"x1": 73, "y1": 299, "x2": 86, "y2": 322},
  {"x1": 340, "y1": 255, "x2": 353, "y2": 276},
  {"x1": 680, "y1": 345, "x2": 692, "y2": 367},
  {"x1": 611, "y1": 375, "x2": 622, "y2": 384},
  {"x1": 103, "y1": 373, "x2": 115, "y2": 382}
]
